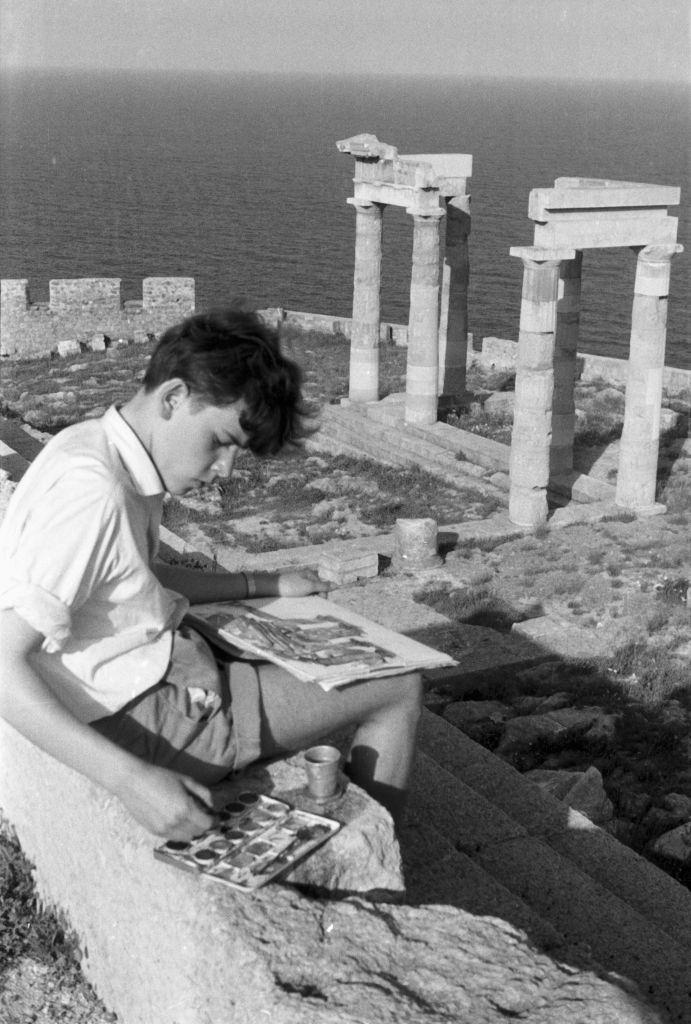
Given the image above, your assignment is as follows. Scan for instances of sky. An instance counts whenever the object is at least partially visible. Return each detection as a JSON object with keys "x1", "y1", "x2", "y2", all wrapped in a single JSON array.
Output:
[{"x1": 0, "y1": 0, "x2": 689, "y2": 82}]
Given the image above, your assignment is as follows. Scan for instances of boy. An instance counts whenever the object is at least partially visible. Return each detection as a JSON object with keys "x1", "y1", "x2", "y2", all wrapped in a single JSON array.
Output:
[{"x1": 0, "y1": 308, "x2": 422, "y2": 841}]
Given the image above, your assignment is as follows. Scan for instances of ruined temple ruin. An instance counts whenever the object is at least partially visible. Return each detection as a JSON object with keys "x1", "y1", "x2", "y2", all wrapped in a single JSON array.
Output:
[
  {"x1": 337, "y1": 133, "x2": 472, "y2": 424},
  {"x1": 508, "y1": 178, "x2": 683, "y2": 526}
]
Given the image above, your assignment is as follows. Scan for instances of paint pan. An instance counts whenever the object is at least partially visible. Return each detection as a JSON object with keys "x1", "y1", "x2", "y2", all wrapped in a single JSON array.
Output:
[{"x1": 154, "y1": 794, "x2": 341, "y2": 893}]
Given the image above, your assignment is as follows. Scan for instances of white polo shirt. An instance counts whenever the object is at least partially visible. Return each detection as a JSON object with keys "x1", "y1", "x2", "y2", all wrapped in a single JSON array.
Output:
[{"x1": 0, "y1": 406, "x2": 189, "y2": 722}]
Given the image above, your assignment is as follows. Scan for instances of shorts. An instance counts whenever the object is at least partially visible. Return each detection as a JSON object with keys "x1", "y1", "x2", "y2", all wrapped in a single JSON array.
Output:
[{"x1": 91, "y1": 626, "x2": 264, "y2": 786}]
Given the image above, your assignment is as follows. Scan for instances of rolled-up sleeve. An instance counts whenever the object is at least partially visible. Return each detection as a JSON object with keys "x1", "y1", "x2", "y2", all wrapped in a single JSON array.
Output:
[{"x1": 0, "y1": 467, "x2": 123, "y2": 651}]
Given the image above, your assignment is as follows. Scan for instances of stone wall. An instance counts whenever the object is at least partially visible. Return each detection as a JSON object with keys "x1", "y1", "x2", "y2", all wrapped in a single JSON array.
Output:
[{"x1": 0, "y1": 277, "x2": 195, "y2": 359}]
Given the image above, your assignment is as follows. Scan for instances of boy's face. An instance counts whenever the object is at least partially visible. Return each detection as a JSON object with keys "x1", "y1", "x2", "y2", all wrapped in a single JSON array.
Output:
[{"x1": 155, "y1": 385, "x2": 250, "y2": 495}]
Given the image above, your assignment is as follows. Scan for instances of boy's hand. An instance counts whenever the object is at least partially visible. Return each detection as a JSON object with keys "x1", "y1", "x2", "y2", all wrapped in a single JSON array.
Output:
[
  {"x1": 276, "y1": 570, "x2": 332, "y2": 597},
  {"x1": 115, "y1": 764, "x2": 216, "y2": 840}
]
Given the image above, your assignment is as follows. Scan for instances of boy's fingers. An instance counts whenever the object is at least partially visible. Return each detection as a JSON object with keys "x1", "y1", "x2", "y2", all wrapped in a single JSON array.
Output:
[{"x1": 180, "y1": 776, "x2": 215, "y2": 814}]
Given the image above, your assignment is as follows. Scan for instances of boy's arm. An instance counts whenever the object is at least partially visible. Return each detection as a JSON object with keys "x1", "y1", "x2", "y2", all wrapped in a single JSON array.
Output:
[
  {"x1": 153, "y1": 563, "x2": 330, "y2": 603},
  {"x1": 0, "y1": 609, "x2": 216, "y2": 840}
]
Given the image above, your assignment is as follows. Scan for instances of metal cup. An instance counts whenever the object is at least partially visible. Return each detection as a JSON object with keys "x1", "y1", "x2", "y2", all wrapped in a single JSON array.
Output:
[{"x1": 304, "y1": 745, "x2": 341, "y2": 802}]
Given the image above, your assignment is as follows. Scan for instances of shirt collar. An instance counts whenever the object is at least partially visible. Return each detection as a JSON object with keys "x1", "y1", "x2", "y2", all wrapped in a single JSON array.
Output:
[{"x1": 102, "y1": 405, "x2": 165, "y2": 496}]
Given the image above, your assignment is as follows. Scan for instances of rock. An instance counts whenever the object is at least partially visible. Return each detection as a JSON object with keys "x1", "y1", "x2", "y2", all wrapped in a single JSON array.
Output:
[
  {"x1": 495, "y1": 714, "x2": 570, "y2": 759},
  {"x1": 510, "y1": 695, "x2": 544, "y2": 714},
  {"x1": 0, "y1": 469, "x2": 17, "y2": 522},
  {"x1": 215, "y1": 753, "x2": 405, "y2": 898},
  {"x1": 641, "y1": 806, "x2": 681, "y2": 837},
  {"x1": 543, "y1": 707, "x2": 601, "y2": 733},
  {"x1": 89, "y1": 333, "x2": 108, "y2": 351},
  {"x1": 57, "y1": 338, "x2": 81, "y2": 357},
  {"x1": 1, "y1": 718, "x2": 665, "y2": 1024},
  {"x1": 616, "y1": 790, "x2": 652, "y2": 821},
  {"x1": 534, "y1": 692, "x2": 573, "y2": 712},
  {"x1": 443, "y1": 700, "x2": 511, "y2": 728},
  {"x1": 661, "y1": 793, "x2": 691, "y2": 820},
  {"x1": 583, "y1": 712, "x2": 620, "y2": 744},
  {"x1": 524, "y1": 766, "x2": 614, "y2": 826},
  {"x1": 649, "y1": 822, "x2": 691, "y2": 866},
  {"x1": 483, "y1": 390, "x2": 515, "y2": 415}
]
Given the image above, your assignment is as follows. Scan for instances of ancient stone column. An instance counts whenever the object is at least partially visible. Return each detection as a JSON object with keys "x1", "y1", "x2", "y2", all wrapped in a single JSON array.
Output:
[
  {"x1": 405, "y1": 209, "x2": 444, "y2": 425},
  {"x1": 348, "y1": 200, "x2": 384, "y2": 404},
  {"x1": 615, "y1": 243, "x2": 683, "y2": 511},
  {"x1": 550, "y1": 251, "x2": 583, "y2": 477},
  {"x1": 508, "y1": 247, "x2": 575, "y2": 527},
  {"x1": 438, "y1": 195, "x2": 471, "y2": 400}
]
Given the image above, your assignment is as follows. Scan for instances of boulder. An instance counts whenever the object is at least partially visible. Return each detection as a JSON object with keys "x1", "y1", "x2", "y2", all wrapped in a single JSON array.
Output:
[
  {"x1": 0, "y1": 720, "x2": 666, "y2": 1024},
  {"x1": 524, "y1": 766, "x2": 614, "y2": 826},
  {"x1": 443, "y1": 700, "x2": 511, "y2": 729},
  {"x1": 649, "y1": 823, "x2": 691, "y2": 867}
]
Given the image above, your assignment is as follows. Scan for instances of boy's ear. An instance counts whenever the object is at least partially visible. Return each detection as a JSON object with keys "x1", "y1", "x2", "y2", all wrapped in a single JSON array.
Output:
[{"x1": 159, "y1": 379, "x2": 189, "y2": 419}]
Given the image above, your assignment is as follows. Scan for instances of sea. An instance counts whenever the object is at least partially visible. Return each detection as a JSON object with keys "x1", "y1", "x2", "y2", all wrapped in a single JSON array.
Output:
[{"x1": 1, "y1": 71, "x2": 689, "y2": 367}]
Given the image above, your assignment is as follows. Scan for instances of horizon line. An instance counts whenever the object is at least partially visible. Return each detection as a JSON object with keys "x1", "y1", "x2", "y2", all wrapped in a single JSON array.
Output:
[{"x1": 1, "y1": 66, "x2": 689, "y2": 87}]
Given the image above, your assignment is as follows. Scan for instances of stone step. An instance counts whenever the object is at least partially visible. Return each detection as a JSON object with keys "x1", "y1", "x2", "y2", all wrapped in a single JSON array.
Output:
[
  {"x1": 418, "y1": 710, "x2": 691, "y2": 949},
  {"x1": 365, "y1": 396, "x2": 512, "y2": 473},
  {"x1": 317, "y1": 405, "x2": 507, "y2": 496},
  {"x1": 412, "y1": 711, "x2": 691, "y2": 1023}
]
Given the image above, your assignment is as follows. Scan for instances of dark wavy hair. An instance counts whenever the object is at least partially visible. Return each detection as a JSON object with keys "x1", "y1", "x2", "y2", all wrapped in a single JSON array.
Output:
[{"x1": 142, "y1": 308, "x2": 316, "y2": 455}]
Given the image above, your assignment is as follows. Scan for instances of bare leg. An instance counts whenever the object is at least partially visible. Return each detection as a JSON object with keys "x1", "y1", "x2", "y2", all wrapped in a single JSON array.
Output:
[{"x1": 254, "y1": 666, "x2": 423, "y2": 823}]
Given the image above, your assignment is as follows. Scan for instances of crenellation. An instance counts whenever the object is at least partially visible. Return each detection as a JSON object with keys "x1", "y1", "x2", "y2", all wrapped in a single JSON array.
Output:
[
  {"x1": 1, "y1": 276, "x2": 195, "y2": 359},
  {"x1": 142, "y1": 276, "x2": 195, "y2": 310},
  {"x1": 49, "y1": 278, "x2": 121, "y2": 312}
]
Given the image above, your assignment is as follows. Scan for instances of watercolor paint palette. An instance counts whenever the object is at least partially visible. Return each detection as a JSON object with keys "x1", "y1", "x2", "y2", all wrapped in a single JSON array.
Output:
[{"x1": 153, "y1": 791, "x2": 341, "y2": 893}]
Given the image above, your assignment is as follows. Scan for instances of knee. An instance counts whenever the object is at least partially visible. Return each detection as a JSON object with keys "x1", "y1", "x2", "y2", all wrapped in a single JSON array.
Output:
[{"x1": 395, "y1": 671, "x2": 424, "y2": 718}]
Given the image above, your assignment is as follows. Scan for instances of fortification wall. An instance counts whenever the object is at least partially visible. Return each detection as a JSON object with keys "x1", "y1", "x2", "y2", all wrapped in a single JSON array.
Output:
[
  {"x1": 3, "y1": 285, "x2": 688, "y2": 396},
  {"x1": 0, "y1": 277, "x2": 195, "y2": 359}
]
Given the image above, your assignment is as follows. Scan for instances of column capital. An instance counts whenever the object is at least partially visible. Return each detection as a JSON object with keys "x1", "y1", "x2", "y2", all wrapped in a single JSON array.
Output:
[
  {"x1": 346, "y1": 197, "x2": 385, "y2": 214},
  {"x1": 406, "y1": 206, "x2": 445, "y2": 221},
  {"x1": 510, "y1": 245, "x2": 576, "y2": 266},
  {"x1": 634, "y1": 242, "x2": 684, "y2": 297},
  {"x1": 637, "y1": 242, "x2": 684, "y2": 264}
]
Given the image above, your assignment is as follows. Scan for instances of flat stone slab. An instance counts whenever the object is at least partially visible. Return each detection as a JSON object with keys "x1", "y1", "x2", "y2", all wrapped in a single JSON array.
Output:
[{"x1": 511, "y1": 614, "x2": 610, "y2": 660}]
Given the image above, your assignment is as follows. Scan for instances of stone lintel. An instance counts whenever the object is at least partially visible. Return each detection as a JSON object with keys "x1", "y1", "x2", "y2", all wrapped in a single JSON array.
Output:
[
  {"x1": 510, "y1": 246, "x2": 576, "y2": 263},
  {"x1": 351, "y1": 181, "x2": 443, "y2": 213},
  {"x1": 533, "y1": 215, "x2": 678, "y2": 250},
  {"x1": 529, "y1": 180, "x2": 681, "y2": 220},
  {"x1": 400, "y1": 153, "x2": 473, "y2": 178}
]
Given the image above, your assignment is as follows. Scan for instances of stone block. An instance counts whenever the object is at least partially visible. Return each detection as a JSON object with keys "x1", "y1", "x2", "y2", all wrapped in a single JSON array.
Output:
[
  {"x1": 57, "y1": 338, "x2": 81, "y2": 357},
  {"x1": 89, "y1": 332, "x2": 108, "y2": 351},
  {"x1": 391, "y1": 323, "x2": 408, "y2": 346},
  {"x1": 529, "y1": 180, "x2": 681, "y2": 220},
  {"x1": 132, "y1": 329, "x2": 150, "y2": 345},
  {"x1": 480, "y1": 336, "x2": 517, "y2": 367},
  {"x1": 533, "y1": 214, "x2": 679, "y2": 250},
  {"x1": 317, "y1": 549, "x2": 379, "y2": 586}
]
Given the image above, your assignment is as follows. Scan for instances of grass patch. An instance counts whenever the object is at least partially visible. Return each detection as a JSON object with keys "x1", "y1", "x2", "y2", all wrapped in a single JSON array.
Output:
[{"x1": 0, "y1": 829, "x2": 90, "y2": 991}]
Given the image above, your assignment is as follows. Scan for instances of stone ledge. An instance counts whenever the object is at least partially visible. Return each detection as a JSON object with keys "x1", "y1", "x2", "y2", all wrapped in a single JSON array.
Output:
[{"x1": 1, "y1": 718, "x2": 666, "y2": 1024}]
